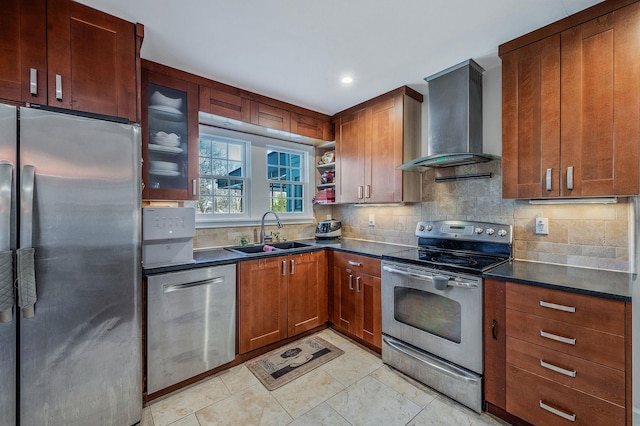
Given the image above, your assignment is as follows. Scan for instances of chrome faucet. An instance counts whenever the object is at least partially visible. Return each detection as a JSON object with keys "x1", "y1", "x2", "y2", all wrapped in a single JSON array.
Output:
[{"x1": 260, "y1": 210, "x2": 282, "y2": 244}]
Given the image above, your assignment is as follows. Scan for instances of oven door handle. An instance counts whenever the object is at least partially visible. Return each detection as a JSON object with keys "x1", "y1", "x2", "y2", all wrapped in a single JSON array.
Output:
[
  {"x1": 383, "y1": 265, "x2": 433, "y2": 281},
  {"x1": 382, "y1": 265, "x2": 478, "y2": 289}
]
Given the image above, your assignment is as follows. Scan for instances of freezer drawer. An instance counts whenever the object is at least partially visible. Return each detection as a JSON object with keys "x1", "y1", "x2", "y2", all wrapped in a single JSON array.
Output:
[{"x1": 147, "y1": 264, "x2": 236, "y2": 394}]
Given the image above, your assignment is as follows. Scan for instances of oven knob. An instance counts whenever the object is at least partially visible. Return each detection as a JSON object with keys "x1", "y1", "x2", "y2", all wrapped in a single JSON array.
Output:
[
  {"x1": 418, "y1": 224, "x2": 425, "y2": 231},
  {"x1": 426, "y1": 225, "x2": 433, "y2": 231},
  {"x1": 486, "y1": 228, "x2": 495, "y2": 235},
  {"x1": 498, "y1": 229, "x2": 508, "y2": 237},
  {"x1": 475, "y1": 227, "x2": 484, "y2": 234}
]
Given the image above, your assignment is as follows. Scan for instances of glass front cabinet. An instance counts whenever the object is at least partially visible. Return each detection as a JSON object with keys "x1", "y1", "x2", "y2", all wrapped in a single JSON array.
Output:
[{"x1": 142, "y1": 68, "x2": 198, "y2": 200}]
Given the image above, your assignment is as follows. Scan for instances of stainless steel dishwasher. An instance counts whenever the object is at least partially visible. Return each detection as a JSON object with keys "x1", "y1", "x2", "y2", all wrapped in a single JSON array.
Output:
[{"x1": 147, "y1": 264, "x2": 236, "y2": 394}]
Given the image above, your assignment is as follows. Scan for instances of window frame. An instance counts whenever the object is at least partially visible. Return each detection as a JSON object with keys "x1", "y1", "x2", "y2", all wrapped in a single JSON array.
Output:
[{"x1": 194, "y1": 124, "x2": 315, "y2": 228}]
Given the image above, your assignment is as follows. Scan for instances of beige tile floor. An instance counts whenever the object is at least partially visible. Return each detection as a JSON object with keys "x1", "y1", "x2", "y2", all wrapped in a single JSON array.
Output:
[{"x1": 142, "y1": 329, "x2": 509, "y2": 426}]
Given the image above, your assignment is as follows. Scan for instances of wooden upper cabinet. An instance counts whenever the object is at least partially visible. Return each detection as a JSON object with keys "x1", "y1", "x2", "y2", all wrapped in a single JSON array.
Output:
[
  {"x1": 0, "y1": 0, "x2": 137, "y2": 121},
  {"x1": 366, "y1": 94, "x2": 404, "y2": 203},
  {"x1": 0, "y1": 0, "x2": 47, "y2": 104},
  {"x1": 561, "y1": 4, "x2": 640, "y2": 196},
  {"x1": 337, "y1": 109, "x2": 366, "y2": 203},
  {"x1": 47, "y1": 0, "x2": 136, "y2": 122},
  {"x1": 199, "y1": 84, "x2": 250, "y2": 122},
  {"x1": 142, "y1": 65, "x2": 199, "y2": 201},
  {"x1": 250, "y1": 101, "x2": 291, "y2": 132},
  {"x1": 501, "y1": 1, "x2": 640, "y2": 198},
  {"x1": 290, "y1": 111, "x2": 332, "y2": 140},
  {"x1": 336, "y1": 87, "x2": 421, "y2": 204},
  {"x1": 501, "y1": 35, "x2": 560, "y2": 199}
]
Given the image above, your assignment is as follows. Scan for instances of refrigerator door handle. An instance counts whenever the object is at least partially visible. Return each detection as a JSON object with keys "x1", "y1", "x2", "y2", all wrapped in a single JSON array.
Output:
[
  {"x1": 17, "y1": 166, "x2": 36, "y2": 318},
  {"x1": 0, "y1": 162, "x2": 14, "y2": 323}
]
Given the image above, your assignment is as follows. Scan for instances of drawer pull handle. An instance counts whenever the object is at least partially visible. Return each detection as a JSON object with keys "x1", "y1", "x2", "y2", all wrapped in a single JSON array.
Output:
[
  {"x1": 540, "y1": 330, "x2": 576, "y2": 345},
  {"x1": 348, "y1": 260, "x2": 362, "y2": 267},
  {"x1": 540, "y1": 360, "x2": 576, "y2": 377},
  {"x1": 539, "y1": 400, "x2": 576, "y2": 422},
  {"x1": 540, "y1": 300, "x2": 576, "y2": 313}
]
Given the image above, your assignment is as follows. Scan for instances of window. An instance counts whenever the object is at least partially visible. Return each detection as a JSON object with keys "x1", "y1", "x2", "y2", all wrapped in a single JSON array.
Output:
[
  {"x1": 195, "y1": 122, "x2": 314, "y2": 227},
  {"x1": 267, "y1": 147, "x2": 304, "y2": 213},
  {"x1": 198, "y1": 135, "x2": 247, "y2": 215}
]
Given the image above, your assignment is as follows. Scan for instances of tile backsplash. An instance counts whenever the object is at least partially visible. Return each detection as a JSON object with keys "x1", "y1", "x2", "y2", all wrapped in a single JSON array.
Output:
[
  {"x1": 331, "y1": 161, "x2": 632, "y2": 273},
  {"x1": 194, "y1": 161, "x2": 632, "y2": 272}
]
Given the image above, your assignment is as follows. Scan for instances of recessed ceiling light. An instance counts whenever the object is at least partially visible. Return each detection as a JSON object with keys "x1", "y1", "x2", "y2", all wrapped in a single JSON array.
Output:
[{"x1": 341, "y1": 76, "x2": 353, "y2": 84}]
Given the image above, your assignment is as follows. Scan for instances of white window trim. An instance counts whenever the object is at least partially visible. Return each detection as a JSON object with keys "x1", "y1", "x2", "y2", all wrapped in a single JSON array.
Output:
[{"x1": 194, "y1": 124, "x2": 315, "y2": 228}]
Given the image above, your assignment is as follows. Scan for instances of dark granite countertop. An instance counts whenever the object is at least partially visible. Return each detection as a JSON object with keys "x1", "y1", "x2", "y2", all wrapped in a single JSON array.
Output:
[
  {"x1": 484, "y1": 259, "x2": 634, "y2": 302},
  {"x1": 143, "y1": 238, "x2": 410, "y2": 276}
]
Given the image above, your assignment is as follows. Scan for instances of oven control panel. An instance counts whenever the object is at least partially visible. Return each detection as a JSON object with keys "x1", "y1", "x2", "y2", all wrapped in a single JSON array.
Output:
[{"x1": 416, "y1": 220, "x2": 512, "y2": 243}]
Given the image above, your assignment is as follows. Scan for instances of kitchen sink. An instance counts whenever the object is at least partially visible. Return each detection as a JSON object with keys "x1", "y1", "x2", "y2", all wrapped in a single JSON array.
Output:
[{"x1": 225, "y1": 241, "x2": 312, "y2": 255}]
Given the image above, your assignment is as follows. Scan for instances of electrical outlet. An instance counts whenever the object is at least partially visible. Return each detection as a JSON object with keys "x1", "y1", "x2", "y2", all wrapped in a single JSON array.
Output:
[
  {"x1": 368, "y1": 214, "x2": 375, "y2": 227},
  {"x1": 535, "y1": 217, "x2": 549, "y2": 235},
  {"x1": 326, "y1": 214, "x2": 332, "y2": 220}
]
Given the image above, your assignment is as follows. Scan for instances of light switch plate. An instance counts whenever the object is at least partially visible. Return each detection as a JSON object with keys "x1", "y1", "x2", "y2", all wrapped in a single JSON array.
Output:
[{"x1": 535, "y1": 217, "x2": 549, "y2": 235}]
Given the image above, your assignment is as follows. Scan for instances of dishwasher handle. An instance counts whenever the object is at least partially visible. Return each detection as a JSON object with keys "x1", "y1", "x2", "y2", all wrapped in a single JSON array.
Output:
[{"x1": 163, "y1": 276, "x2": 224, "y2": 293}]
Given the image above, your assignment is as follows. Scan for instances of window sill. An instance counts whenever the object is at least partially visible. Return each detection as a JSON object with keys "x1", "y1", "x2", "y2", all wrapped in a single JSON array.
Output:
[{"x1": 196, "y1": 216, "x2": 315, "y2": 229}]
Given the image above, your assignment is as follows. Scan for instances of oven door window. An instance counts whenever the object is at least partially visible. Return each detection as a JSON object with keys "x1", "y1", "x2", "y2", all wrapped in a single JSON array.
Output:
[{"x1": 394, "y1": 287, "x2": 461, "y2": 343}]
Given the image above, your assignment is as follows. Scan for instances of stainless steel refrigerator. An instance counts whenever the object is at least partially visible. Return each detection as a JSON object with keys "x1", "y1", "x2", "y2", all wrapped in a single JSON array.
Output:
[{"x1": 0, "y1": 104, "x2": 142, "y2": 425}]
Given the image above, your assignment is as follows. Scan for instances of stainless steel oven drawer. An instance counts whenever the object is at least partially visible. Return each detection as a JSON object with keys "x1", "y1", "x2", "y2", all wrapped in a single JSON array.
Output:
[
  {"x1": 147, "y1": 264, "x2": 236, "y2": 394},
  {"x1": 382, "y1": 335, "x2": 482, "y2": 413}
]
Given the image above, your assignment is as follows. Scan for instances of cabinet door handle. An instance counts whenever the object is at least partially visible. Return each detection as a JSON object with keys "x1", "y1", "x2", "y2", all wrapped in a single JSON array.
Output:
[
  {"x1": 55, "y1": 74, "x2": 63, "y2": 100},
  {"x1": 358, "y1": 186, "x2": 364, "y2": 199},
  {"x1": 347, "y1": 260, "x2": 362, "y2": 267},
  {"x1": 491, "y1": 320, "x2": 497, "y2": 340},
  {"x1": 365, "y1": 185, "x2": 371, "y2": 198},
  {"x1": 356, "y1": 276, "x2": 361, "y2": 292},
  {"x1": 539, "y1": 400, "x2": 576, "y2": 422},
  {"x1": 290, "y1": 259, "x2": 295, "y2": 275},
  {"x1": 348, "y1": 274, "x2": 353, "y2": 290},
  {"x1": 192, "y1": 179, "x2": 197, "y2": 196},
  {"x1": 540, "y1": 359, "x2": 576, "y2": 378},
  {"x1": 540, "y1": 330, "x2": 576, "y2": 345},
  {"x1": 540, "y1": 300, "x2": 576, "y2": 313},
  {"x1": 566, "y1": 166, "x2": 574, "y2": 190},
  {"x1": 282, "y1": 260, "x2": 287, "y2": 276},
  {"x1": 30, "y1": 68, "x2": 38, "y2": 95},
  {"x1": 545, "y1": 168, "x2": 552, "y2": 191}
]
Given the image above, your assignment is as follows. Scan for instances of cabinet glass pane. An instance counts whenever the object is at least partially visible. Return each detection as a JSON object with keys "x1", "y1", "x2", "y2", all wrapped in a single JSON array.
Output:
[{"x1": 147, "y1": 83, "x2": 189, "y2": 191}]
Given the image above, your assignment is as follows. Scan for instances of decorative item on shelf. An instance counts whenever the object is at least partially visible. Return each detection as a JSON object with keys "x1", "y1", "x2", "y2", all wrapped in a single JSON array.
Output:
[
  {"x1": 320, "y1": 170, "x2": 334, "y2": 184},
  {"x1": 319, "y1": 150, "x2": 335, "y2": 165},
  {"x1": 313, "y1": 188, "x2": 335, "y2": 204},
  {"x1": 238, "y1": 235, "x2": 250, "y2": 246}
]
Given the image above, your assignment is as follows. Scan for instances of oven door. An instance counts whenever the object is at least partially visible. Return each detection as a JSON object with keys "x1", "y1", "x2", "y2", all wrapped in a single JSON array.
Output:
[{"x1": 381, "y1": 261, "x2": 482, "y2": 374}]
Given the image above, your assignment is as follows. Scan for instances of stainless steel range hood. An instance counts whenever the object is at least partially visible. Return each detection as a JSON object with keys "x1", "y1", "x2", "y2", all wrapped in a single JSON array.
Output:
[{"x1": 400, "y1": 59, "x2": 496, "y2": 170}]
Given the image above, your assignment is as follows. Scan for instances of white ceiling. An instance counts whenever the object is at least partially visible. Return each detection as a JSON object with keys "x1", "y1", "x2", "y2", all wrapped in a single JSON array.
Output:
[{"x1": 77, "y1": 0, "x2": 602, "y2": 116}]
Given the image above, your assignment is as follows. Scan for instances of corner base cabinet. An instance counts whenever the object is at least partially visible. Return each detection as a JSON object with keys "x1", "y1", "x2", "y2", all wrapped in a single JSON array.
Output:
[
  {"x1": 330, "y1": 252, "x2": 381, "y2": 350},
  {"x1": 239, "y1": 251, "x2": 328, "y2": 354},
  {"x1": 484, "y1": 279, "x2": 631, "y2": 425}
]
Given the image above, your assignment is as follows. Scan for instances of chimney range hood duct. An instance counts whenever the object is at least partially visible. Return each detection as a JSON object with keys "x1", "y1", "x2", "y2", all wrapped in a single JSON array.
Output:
[{"x1": 400, "y1": 59, "x2": 496, "y2": 170}]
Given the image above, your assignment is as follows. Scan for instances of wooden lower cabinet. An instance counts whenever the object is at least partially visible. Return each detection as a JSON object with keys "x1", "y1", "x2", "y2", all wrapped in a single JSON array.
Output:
[
  {"x1": 484, "y1": 279, "x2": 631, "y2": 425},
  {"x1": 238, "y1": 251, "x2": 328, "y2": 354},
  {"x1": 331, "y1": 252, "x2": 381, "y2": 349}
]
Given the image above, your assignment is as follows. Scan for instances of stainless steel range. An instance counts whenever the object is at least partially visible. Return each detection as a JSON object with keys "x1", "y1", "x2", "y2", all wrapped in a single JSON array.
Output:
[{"x1": 381, "y1": 220, "x2": 512, "y2": 413}]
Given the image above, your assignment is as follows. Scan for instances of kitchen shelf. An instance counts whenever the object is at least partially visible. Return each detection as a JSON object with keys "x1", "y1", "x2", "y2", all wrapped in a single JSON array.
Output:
[{"x1": 316, "y1": 162, "x2": 335, "y2": 169}]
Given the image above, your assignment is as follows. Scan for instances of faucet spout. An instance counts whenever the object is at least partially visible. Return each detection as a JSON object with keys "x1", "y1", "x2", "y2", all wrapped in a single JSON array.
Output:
[{"x1": 260, "y1": 210, "x2": 282, "y2": 244}]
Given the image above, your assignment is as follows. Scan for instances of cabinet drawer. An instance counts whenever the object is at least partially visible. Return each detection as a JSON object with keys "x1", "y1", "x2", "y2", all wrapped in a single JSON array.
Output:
[
  {"x1": 506, "y1": 309, "x2": 624, "y2": 370},
  {"x1": 333, "y1": 252, "x2": 380, "y2": 277},
  {"x1": 506, "y1": 365, "x2": 624, "y2": 426},
  {"x1": 506, "y1": 282, "x2": 625, "y2": 335},
  {"x1": 507, "y1": 337, "x2": 625, "y2": 405}
]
